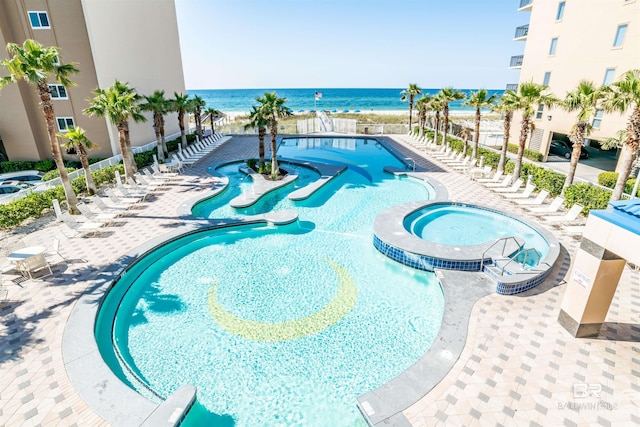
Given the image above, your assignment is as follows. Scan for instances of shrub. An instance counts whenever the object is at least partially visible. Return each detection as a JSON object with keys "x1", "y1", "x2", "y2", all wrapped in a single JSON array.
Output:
[
  {"x1": 42, "y1": 167, "x2": 76, "y2": 181},
  {"x1": 505, "y1": 162, "x2": 565, "y2": 196},
  {"x1": 246, "y1": 158, "x2": 258, "y2": 170},
  {"x1": 167, "y1": 138, "x2": 180, "y2": 153},
  {"x1": 598, "y1": 171, "x2": 618, "y2": 188},
  {"x1": 564, "y1": 183, "x2": 611, "y2": 214},
  {"x1": 134, "y1": 150, "x2": 155, "y2": 168},
  {"x1": 506, "y1": 143, "x2": 544, "y2": 162},
  {"x1": 0, "y1": 187, "x2": 65, "y2": 229},
  {"x1": 88, "y1": 157, "x2": 106, "y2": 165},
  {"x1": 0, "y1": 161, "x2": 36, "y2": 173},
  {"x1": 34, "y1": 159, "x2": 56, "y2": 172},
  {"x1": 186, "y1": 133, "x2": 197, "y2": 143}
]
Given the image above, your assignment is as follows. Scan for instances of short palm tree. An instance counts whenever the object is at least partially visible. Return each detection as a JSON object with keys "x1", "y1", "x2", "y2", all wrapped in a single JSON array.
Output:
[
  {"x1": 205, "y1": 107, "x2": 222, "y2": 134},
  {"x1": 600, "y1": 129, "x2": 628, "y2": 172},
  {"x1": 0, "y1": 39, "x2": 80, "y2": 212},
  {"x1": 561, "y1": 80, "x2": 605, "y2": 192},
  {"x1": 190, "y1": 95, "x2": 206, "y2": 141},
  {"x1": 438, "y1": 88, "x2": 467, "y2": 149},
  {"x1": 510, "y1": 81, "x2": 558, "y2": 183},
  {"x1": 415, "y1": 94, "x2": 431, "y2": 139},
  {"x1": 84, "y1": 80, "x2": 146, "y2": 179},
  {"x1": 464, "y1": 89, "x2": 497, "y2": 160},
  {"x1": 430, "y1": 96, "x2": 445, "y2": 145},
  {"x1": 602, "y1": 69, "x2": 640, "y2": 201},
  {"x1": 493, "y1": 91, "x2": 519, "y2": 172},
  {"x1": 400, "y1": 83, "x2": 422, "y2": 132},
  {"x1": 171, "y1": 92, "x2": 190, "y2": 147},
  {"x1": 256, "y1": 92, "x2": 292, "y2": 180},
  {"x1": 140, "y1": 90, "x2": 170, "y2": 161},
  {"x1": 58, "y1": 127, "x2": 98, "y2": 195},
  {"x1": 244, "y1": 106, "x2": 269, "y2": 169}
]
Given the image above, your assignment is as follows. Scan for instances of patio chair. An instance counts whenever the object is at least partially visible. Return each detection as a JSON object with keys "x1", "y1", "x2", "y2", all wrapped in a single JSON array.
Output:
[
  {"x1": 514, "y1": 189, "x2": 550, "y2": 205},
  {"x1": 44, "y1": 238, "x2": 66, "y2": 263},
  {"x1": 136, "y1": 173, "x2": 167, "y2": 188},
  {"x1": 128, "y1": 176, "x2": 159, "y2": 193},
  {"x1": 18, "y1": 253, "x2": 52, "y2": 280},
  {"x1": 484, "y1": 175, "x2": 513, "y2": 188},
  {"x1": 78, "y1": 203, "x2": 119, "y2": 223},
  {"x1": 493, "y1": 178, "x2": 524, "y2": 193},
  {"x1": 527, "y1": 196, "x2": 565, "y2": 213},
  {"x1": 441, "y1": 152, "x2": 465, "y2": 164},
  {"x1": 543, "y1": 203, "x2": 584, "y2": 223},
  {"x1": 476, "y1": 169, "x2": 503, "y2": 183},
  {"x1": 59, "y1": 213, "x2": 105, "y2": 238},
  {"x1": 142, "y1": 168, "x2": 171, "y2": 183},
  {"x1": 503, "y1": 183, "x2": 536, "y2": 199},
  {"x1": 105, "y1": 188, "x2": 141, "y2": 205},
  {"x1": 453, "y1": 158, "x2": 477, "y2": 172},
  {"x1": 91, "y1": 196, "x2": 130, "y2": 212},
  {"x1": 468, "y1": 165, "x2": 492, "y2": 180}
]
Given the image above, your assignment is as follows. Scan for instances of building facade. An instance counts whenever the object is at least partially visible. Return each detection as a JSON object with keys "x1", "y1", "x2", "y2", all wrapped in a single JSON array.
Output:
[
  {"x1": 508, "y1": 0, "x2": 639, "y2": 160},
  {"x1": 0, "y1": 0, "x2": 186, "y2": 161}
]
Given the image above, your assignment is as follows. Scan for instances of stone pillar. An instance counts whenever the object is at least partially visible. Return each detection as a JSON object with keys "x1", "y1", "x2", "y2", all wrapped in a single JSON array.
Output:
[{"x1": 558, "y1": 238, "x2": 626, "y2": 338}]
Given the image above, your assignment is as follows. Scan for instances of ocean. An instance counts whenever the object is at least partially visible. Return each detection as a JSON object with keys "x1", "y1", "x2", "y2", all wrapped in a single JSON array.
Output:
[{"x1": 186, "y1": 88, "x2": 504, "y2": 114}]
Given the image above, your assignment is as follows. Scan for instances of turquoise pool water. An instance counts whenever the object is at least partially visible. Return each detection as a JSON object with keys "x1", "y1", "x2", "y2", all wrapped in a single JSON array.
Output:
[
  {"x1": 405, "y1": 204, "x2": 549, "y2": 259},
  {"x1": 97, "y1": 137, "x2": 443, "y2": 426}
]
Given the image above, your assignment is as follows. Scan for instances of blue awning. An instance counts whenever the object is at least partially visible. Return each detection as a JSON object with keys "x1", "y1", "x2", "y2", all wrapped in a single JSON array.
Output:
[{"x1": 590, "y1": 199, "x2": 640, "y2": 235}]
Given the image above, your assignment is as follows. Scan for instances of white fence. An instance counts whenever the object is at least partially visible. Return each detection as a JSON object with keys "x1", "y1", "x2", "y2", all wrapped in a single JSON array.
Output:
[
  {"x1": 0, "y1": 130, "x2": 185, "y2": 204},
  {"x1": 296, "y1": 118, "x2": 357, "y2": 134}
]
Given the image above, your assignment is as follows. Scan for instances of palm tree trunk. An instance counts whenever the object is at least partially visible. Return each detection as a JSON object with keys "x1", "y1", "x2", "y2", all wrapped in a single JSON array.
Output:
[
  {"x1": 418, "y1": 112, "x2": 425, "y2": 139},
  {"x1": 160, "y1": 117, "x2": 168, "y2": 157},
  {"x1": 434, "y1": 111, "x2": 441, "y2": 145},
  {"x1": 408, "y1": 97, "x2": 413, "y2": 132},
  {"x1": 472, "y1": 107, "x2": 481, "y2": 160},
  {"x1": 498, "y1": 112, "x2": 512, "y2": 172},
  {"x1": 179, "y1": 110, "x2": 187, "y2": 147},
  {"x1": 562, "y1": 122, "x2": 585, "y2": 192},
  {"x1": 117, "y1": 122, "x2": 137, "y2": 179},
  {"x1": 513, "y1": 117, "x2": 530, "y2": 184},
  {"x1": 611, "y1": 107, "x2": 640, "y2": 200},
  {"x1": 258, "y1": 127, "x2": 266, "y2": 168},
  {"x1": 123, "y1": 121, "x2": 138, "y2": 176},
  {"x1": 78, "y1": 144, "x2": 97, "y2": 195},
  {"x1": 443, "y1": 105, "x2": 450, "y2": 148},
  {"x1": 210, "y1": 116, "x2": 215, "y2": 134},
  {"x1": 154, "y1": 114, "x2": 165, "y2": 162},
  {"x1": 38, "y1": 82, "x2": 79, "y2": 213},
  {"x1": 270, "y1": 122, "x2": 279, "y2": 180}
]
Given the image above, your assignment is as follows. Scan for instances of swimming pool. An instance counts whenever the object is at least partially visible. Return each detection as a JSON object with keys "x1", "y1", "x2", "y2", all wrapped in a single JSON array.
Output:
[{"x1": 96, "y1": 137, "x2": 444, "y2": 426}]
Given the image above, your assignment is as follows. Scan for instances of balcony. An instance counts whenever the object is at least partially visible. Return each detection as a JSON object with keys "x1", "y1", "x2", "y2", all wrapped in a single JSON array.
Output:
[
  {"x1": 514, "y1": 24, "x2": 529, "y2": 40},
  {"x1": 518, "y1": 0, "x2": 533, "y2": 11},
  {"x1": 509, "y1": 55, "x2": 524, "y2": 69},
  {"x1": 506, "y1": 84, "x2": 519, "y2": 92}
]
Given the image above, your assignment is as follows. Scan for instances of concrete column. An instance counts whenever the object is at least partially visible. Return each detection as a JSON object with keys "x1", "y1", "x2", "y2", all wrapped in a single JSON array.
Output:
[{"x1": 558, "y1": 238, "x2": 626, "y2": 338}]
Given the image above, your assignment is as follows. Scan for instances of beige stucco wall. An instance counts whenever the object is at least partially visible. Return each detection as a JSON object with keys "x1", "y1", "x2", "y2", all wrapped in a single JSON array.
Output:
[
  {"x1": 510, "y1": 0, "x2": 640, "y2": 159},
  {"x1": 81, "y1": 0, "x2": 186, "y2": 153}
]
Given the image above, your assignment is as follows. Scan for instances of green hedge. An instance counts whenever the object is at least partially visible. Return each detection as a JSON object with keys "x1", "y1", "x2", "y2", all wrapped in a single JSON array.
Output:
[
  {"x1": 598, "y1": 171, "x2": 638, "y2": 196},
  {"x1": 505, "y1": 162, "x2": 565, "y2": 196},
  {"x1": 506, "y1": 143, "x2": 544, "y2": 162},
  {"x1": 42, "y1": 167, "x2": 76, "y2": 181},
  {"x1": 563, "y1": 183, "x2": 611, "y2": 214}
]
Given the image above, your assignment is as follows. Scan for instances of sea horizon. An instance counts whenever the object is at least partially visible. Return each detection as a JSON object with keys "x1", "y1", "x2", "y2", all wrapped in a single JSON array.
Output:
[{"x1": 186, "y1": 87, "x2": 504, "y2": 114}]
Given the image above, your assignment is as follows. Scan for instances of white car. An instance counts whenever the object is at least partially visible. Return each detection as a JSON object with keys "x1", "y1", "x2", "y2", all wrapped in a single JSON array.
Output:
[{"x1": 0, "y1": 170, "x2": 44, "y2": 183}]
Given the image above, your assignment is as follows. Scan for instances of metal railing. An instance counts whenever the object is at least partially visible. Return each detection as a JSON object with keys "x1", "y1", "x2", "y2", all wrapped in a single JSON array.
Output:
[
  {"x1": 500, "y1": 248, "x2": 541, "y2": 275},
  {"x1": 481, "y1": 236, "x2": 521, "y2": 265},
  {"x1": 510, "y1": 55, "x2": 524, "y2": 68},
  {"x1": 519, "y1": 0, "x2": 533, "y2": 9},
  {"x1": 505, "y1": 84, "x2": 519, "y2": 92},
  {"x1": 514, "y1": 24, "x2": 529, "y2": 39}
]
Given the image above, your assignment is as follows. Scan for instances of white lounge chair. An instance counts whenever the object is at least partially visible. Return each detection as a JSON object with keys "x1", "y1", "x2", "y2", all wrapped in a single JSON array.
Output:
[
  {"x1": 503, "y1": 183, "x2": 536, "y2": 199},
  {"x1": 544, "y1": 203, "x2": 584, "y2": 223},
  {"x1": 453, "y1": 158, "x2": 477, "y2": 172},
  {"x1": 528, "y1": 196, "x2": 565, "y2": 213},
  {"x1": 77, "y1": 203, "x2": 119, "y2": 223},
  {"x1": 18, "y1": 253, "x2": 52, "y2": 280},
  {"x1": 469, "y1": 165, "x2": 492, "y2": 179},
  {"x1": 44, "y1": 238, "x2": 66, "y2": 263},
  {"x1": 514, "y1": 189, "x2": 550, "y2": 205},
  {"x1": 91, "y1": 196, "x2": 130, "y2": 212},
  {"x1": 493, "y1": 178, "x2": 524, "y2": 193},
  {"x1": 59, "y1": 213, "x2": 105, "y2": 238},
  {"x1": 105, "y1": 188, "x2": 141, "y2": 205},
  {"x1": 477, "y1": 169, "x2": 503, "y2": 183},
  {"x1": 484, "y1": 175, "x2": 513, "y2": 188}
]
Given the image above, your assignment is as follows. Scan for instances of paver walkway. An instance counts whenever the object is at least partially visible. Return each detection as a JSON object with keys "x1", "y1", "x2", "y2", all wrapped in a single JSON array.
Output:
[{"x1": 0, "y1": 134, "x2": 637, "y2": 426}]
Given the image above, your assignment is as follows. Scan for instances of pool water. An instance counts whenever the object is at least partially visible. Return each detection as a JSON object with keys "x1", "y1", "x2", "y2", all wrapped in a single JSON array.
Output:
[
  {"x1": 97, "y1": 137, "x2": 444, "y2": 426},
  {"x1": 405, "y1": 204, "x2": 549, "y2": 259}
]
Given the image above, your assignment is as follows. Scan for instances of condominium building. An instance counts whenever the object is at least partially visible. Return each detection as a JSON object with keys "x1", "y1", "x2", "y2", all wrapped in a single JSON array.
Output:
[
  {"x1": 0, "y1": 0, "x2": 186, "y2": 161},
  {"x1": 508, "y1": 0, "x2": 639, "y2": 160}
]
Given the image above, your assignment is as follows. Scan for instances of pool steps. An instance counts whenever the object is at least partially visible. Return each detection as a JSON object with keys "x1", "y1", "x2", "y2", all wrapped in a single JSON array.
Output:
[{"x1": 229, "y1": 166, "x2": 298, "y2": 208}]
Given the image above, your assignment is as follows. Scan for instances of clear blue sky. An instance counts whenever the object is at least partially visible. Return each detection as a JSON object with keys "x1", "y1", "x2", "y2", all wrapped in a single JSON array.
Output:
[{"x1": 175, "y1": 0, "x2": 524, "y2": 90}]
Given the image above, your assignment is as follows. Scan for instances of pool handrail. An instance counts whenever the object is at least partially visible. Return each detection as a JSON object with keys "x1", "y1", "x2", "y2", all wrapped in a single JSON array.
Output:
[
  {"x1": 480, "y1": 236, "x2": 522, "y2": 264},
  {"x1": 500, "y1": 247, "x2": 542, "y2": 275}
]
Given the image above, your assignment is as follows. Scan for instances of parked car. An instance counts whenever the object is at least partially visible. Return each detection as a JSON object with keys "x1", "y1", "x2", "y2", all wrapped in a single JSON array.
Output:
[
  {"x1": 0, "y1": 182, "x2": 31, "y2": 196},
  {"x1": 549, "y1": 140, "x2": 589, "y2": 159},
  {"x1": 0, "y1": 170, "x2": 44, "y2": 183}
]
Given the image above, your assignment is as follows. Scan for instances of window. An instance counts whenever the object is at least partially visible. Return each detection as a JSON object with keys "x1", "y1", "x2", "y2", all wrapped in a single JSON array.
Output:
[
  {"x1": 543, "y1": 72, "x2": 551, "y2": 86},
  {"x1": 536, "y1": 104, "x2": 544, "y2": 120},
  {"x1": 613, "y1": 24, "x2": 628, "y2": 47},
  {"x1": 28, "y1": 11, "x2": 50, "y2": 29},
  {"x1": 556, "y1": 2, "x2": 566, "y2": 20},
  {"x1": 48, "y1": 84, "x2": 68, "y2": 99},
  {"x1": 53, "y1": 55, "x2": 60, "y2": 66},
  {"x1": 603, "y1": 68, "x2": 616, "y2": 85},
  {"x1": 549, "y1": 38, "x2": 558, "y2": 55},
  {"x1": 592, "y1": 110, "x2": 604, "y2": 128},
  {"x1": 56, "y1": 117, "x2": 75, "y2": 131}
]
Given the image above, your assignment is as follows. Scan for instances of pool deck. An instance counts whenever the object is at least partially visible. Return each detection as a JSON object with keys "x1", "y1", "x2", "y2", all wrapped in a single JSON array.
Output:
[{"x1": 0, "y1": 134, "x2": 638, "y2": 426}]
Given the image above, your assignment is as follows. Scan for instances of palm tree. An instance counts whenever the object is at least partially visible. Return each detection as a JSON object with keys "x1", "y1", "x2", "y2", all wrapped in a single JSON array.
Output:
[
  {"x1": 58, "y1": 127, "x2": 98, "y2": 195},
  {"x1": 415, "y1": 94, "x2": 431, "y2": 139},
  {"x1": 430, "y1": 96, "x2": 445, "y2": 145},
  {"x1": 438, "y1": 87, "x2": 467, "y2": 149},
  {"x1": 256, "y1": 92, "x2": 292, "y2": 180},
  {"x1": 0, "y1": 40, "x2": 80, "y2": 213},
  {"x1": 400, "y1": 83, "x2": 422, "y2": 132},
  {"x1": 244, "y1": 106, "x2": 269, "y2": 169},
  {"x1": 600, "y1": 129, "x2": 628, "y2": 172},
  {"x1": 190, "y1": 95, "x2": 206, "y2": 141},
  {"x1": 561, "y1": 80, "x2": 605, "y2": 192},
  {"x1": 205, "y1": 107, "x2": 222, "y2": 134},
  {"x1": 464, "y1": 89, "x2": 497, "y2": 160},
  {"x1": 84, "y1": 80, "x2": 146, "y2": 179},
  {"x1": 602, "y1": 69, "x2": 640, "y2": 201},
  {"x1": 510, "y1": 81, "x2": 558, "y2": 183},
  {"x1": 171, "y1": 92, "x2": 190, "y2": 147},
  {"x1": 493, "y1": 91, "x2": 519, "y2": 172},
  {"x1": 458, "y1": 127, "x2": 472, "y2": 156},
  {"x1": 140, "y1": 90, "x2": 170, "y2": 161}
]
